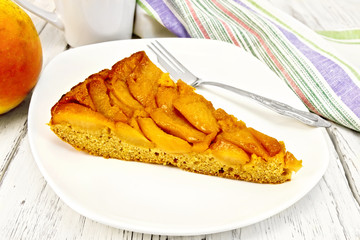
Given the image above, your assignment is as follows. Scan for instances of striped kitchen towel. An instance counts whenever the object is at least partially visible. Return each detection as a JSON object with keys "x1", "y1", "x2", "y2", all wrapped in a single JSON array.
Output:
[{"x1": 137, "y1": 0, "x2": 360, "y2": 132}]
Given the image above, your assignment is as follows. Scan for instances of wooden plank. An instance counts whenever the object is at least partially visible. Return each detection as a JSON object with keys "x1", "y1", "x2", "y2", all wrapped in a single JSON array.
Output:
[
  {"x1": 1, "y1": 0, "x2": 360, "y2": 239},
  {"x1": 0, "y1": 98, "x2": 29, "y2": 183},
  {"x1": 267, "y1": 0, "x2": 360, "y2": 31}
]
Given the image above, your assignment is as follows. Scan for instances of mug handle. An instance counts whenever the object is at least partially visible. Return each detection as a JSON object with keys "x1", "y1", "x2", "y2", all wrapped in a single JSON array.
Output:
[{"x1": 13, "y1": 0, "x2": 64, "y2": 30}]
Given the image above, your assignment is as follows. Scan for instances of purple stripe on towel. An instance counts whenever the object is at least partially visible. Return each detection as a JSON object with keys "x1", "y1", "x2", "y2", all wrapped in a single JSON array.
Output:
[
  {"x1": 277, "y1": 26, "x2": 360, "y2": 117},
  {"x1": 145, "y1": 0, "x2": 190, "y2": 37}
]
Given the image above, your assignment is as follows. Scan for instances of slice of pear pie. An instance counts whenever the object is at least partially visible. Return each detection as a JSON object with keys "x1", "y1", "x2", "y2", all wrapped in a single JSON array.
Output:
[{"x1": 49, "y1": 51, "x2": 302, "y2": 184}]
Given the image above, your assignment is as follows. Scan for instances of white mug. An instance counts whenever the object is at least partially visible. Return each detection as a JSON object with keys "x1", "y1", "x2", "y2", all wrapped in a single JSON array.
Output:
[{"x1": 14, "y1": 0, "x2": 136, "y2": 47}]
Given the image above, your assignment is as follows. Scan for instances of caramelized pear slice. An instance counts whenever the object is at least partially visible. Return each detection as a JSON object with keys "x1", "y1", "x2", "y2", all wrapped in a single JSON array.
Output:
[
  {"x1": 284, "y1": 151, "x2": 302, "y2": 172},
  {"x1": 158, "y1": 72, "x2": 176, "y2": 87},
  {"x1": 150, "y1": 108, "x2": 206, "y2": 143},
  {"x1": 192, "y1": 132, "x2": 217, "y2": 153},
  {"x1": 108, "y1": 51, "x2": 144, "y2": 83},
  {"x1": 173, "y1": 95, "x2": 219, "y2": 134},
  {"x1": 55, "y1": 70, "x2": 109, "y2": 111},
  {"x1": 248, "y1": 127, "x2": 281, "y2": 157},
  {"x1": 114, "y1": 122, "x2": 153, "y2": 148},
  {"x1": 111, "y1": 79, "x2": 143, "y2": 111},
  {"x1": 211, "y1": 138, "x2": 250, "y2": 165},
  {"x1": 128, "y1": 109, "x2": 150, "y2": 131},
  {"x1": 221, "y1": 128, "x2": 268, "y2": 158},
  {"x1": 51, "y1": 103, "x2": 114, "y2": 130},
  {"x1": 127, "y1": 55, "x2": 163, "y2": 108},
  {"x1": 87, "y1": 78, "x2": 127, "y2": 122},
  {"x1": 214, "y1": 108, "x2": 246, "y2": 131},
  {"x1": 108, "y1": 90, "x2": 134, "y2": 117},
  {"x1": 137, "y1": 118, "x2": 192, "y2": 153},
  {"x1": 156, "y1": 86, "x2": 178, "y2": 110},
  {"x1": 57, "y1": 81, "x2": 96, "y2": 110}
]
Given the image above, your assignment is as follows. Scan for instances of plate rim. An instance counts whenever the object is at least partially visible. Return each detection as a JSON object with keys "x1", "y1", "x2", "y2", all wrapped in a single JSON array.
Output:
[{"x1": 27, "y1": 38, "x2": 330, "y2": 236}]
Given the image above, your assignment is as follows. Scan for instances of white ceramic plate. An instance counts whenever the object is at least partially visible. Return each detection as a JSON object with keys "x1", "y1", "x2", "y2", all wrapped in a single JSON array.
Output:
[{"x1": 28, "y1": 38, "x2": 329, "y2": 236}]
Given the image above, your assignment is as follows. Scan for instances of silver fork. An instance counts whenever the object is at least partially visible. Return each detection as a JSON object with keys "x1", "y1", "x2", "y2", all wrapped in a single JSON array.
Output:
[{"x1": 148, "y1": 40, "x2": 331, "y2": 128}]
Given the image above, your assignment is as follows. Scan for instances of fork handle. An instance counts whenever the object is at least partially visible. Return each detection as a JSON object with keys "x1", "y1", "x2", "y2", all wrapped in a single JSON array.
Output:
[{"x1": 197, "y1": 80, "x2": 331, "y2": 128}]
